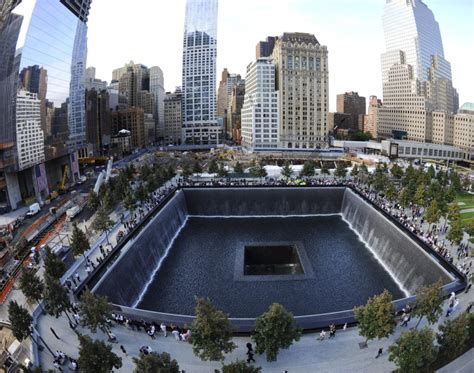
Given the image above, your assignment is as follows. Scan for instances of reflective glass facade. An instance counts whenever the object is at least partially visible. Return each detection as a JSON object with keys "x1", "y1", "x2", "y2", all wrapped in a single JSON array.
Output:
[
  {"x1": 0, "y1": 0, "x2": 91, "y2": 209},
  {"x1": 181, "y1": 0, "x2": 220, "y2": 145}
]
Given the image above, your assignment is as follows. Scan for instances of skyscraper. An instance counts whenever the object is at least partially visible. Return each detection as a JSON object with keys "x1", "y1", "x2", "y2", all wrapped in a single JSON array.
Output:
[
  {"x1": 336, "y1": 92, "x2": 366, "y2": 132},
  {"x1": 0, "y1": 0, "x2": 92, "y2": 210},
  {"x1": 149, "y1": 66, "x2": 165, "y2": 141},
  {"x1": 181, "y1": 0, "x2": 219, "y2": 145},
  {"x1": 378, "y1": 0, "x2": 457, "y2": 141},
  {"x1": 272, "y1": 33, "x2": 329, "y2": 149}
]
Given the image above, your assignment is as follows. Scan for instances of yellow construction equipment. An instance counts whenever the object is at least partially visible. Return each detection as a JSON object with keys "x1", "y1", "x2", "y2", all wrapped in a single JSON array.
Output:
[{"x1": 59, "y1": 165, "x2": 69, "y2": 193}]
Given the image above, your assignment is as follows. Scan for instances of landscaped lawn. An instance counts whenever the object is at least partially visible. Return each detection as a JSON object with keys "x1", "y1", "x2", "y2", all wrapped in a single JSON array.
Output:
[{"x1": 455, "y1": 192, "x2": 474, "y2": 229}]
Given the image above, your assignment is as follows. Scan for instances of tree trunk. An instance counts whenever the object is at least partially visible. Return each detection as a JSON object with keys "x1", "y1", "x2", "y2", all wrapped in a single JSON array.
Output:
[{"x1": 415, "y1": 315, "x2": 423, "y2": 329}]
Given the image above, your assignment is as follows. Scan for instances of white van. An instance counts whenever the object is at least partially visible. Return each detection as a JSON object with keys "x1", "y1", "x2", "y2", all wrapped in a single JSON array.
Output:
[
  {"x1": 26, "y1": 203, "x2": 40, "y2": 216},
  {"x1": 66, "y1": 205, "x2": 82, "y2": 221}
]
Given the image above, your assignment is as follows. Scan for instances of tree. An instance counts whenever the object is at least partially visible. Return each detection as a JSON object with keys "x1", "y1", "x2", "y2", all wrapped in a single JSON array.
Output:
[
  {"x1": 447, "y1": 203, "x2": 461, "y2": 222},
  {"x1": 449, "y1": 171, "x2": 461, "y2": 191},
  {"x1": 281, "y1": 161, "x2": 293, "y2": 179},
  {"x1": 19, "y1": 270, "x2": 44, "y2": 307},
  {"x1": 43, "y1": 276, "x2": 71, "y2": 319},
  {"x1": 181, "y1": 165, "x2": 192, "y2": 178},
  {"x1": 334, "y1": 163, "x2": 347, "y2": 178},
  {"x1": 191, "y1": 298, "x2": 236, "y2": 361},
  {"x1": 414, "y1": 185, "x2": 427, "y2": 207},
  {"x1": 412, "y1": 280, "x2": 444, "y2": 329},
  {"x1": 92, "y1": 208, "x2": 114, "y2": 245},
  {"x1": 425, "y1": 200, "x2": 441, "y2": 230},
  {"x1": 209, "y1": 159, "x2": 219, "y2": 174},
  {"x1": 78, "y1": 335, "x2": 122, "y2": 373},
  {"x1": 217, "y1": 163, "x2": 229, "y2": 178},
  {"x1": 390, "y1": 164, "x2": 404, "y2": 179},
  {"x1": 123, "y1": 187, "x2": 136, "y2": 212},
  {"x1": 133, "y1": 352, "x2": 179, "y2": 373},
  {"x1": 388, "y1": 328, "x2": 436, "y2": 373},
  {"x1": 140, "y1": 163, "x2": 152, "y2": 183},
  {"x1": 43, "y1": 246, "x2": 66, "y2": 280},
  {"x1": 353, "y1": 289, "x2": 396, "y2": 345},
  {"x1": 71, "y1": 222, "x2": 90, "y2": 259},
  {"x1": 320, "y1": 164, "x2": 330, "y2": 175},
  {"x1": 446, "y1": 218, "x2": 463, "y2": 245},
  {"x1": 102, "y1": 189, "x2": 116, "y2": 213},
  {"x1": 249, "y1": 163, "x2": 267, "y2": 178},
  {"x1": 385, "y1": 184, "x2": 397, "y2": 201},
  {"x1": 436, "y1": 313, "x2": 470, "y2": 365},
  {"x1": 193, "y1": 161, "x2": 203, "y2": 174},
  {"x1": 350, "y1": 164, "x2": 359, "y2": 177},
  {"x1": 79, "y1": 289, "x2": 112, "y2": 334},
  {"x1": 222, "y1": 360, "x2": 262, "y2": 373},
  {"x1": 134, "y1": 183, "x2": 148, "y2": 204},
  {"x1": 234, "y1": 161, "x2": 244, "y2": 175},
  {"x1": 8, "y1": 301, "x2": 54, "y2": 357},
  {"x1": 252, "y1": 303, "x2": 301, "y2": 362},
  {"x1": 300, "y1": 161, "x2": 315, "y2": 178},
  {"x1": 8, "y1": 301, "x2": 32, "y2": 342},
  {"x1": 87, "y1": 191, "x2": 101, "y2": 211}
]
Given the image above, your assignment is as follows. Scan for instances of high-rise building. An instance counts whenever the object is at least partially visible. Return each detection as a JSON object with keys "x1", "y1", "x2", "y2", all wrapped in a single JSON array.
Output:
[
  {"x1": 85, "y1": 66, "x2": 107, "y2": 91},
  {"x1": 110, "y1": 108, "x2": 146, "y2": 149},
  {"x1": 272, "y1": 33, "x2": 329, "y2": 149},
  {"x1": 226, "y1": 81, "x2": 245, "y2": 143},
  {"x1": 0, "y1": 0, "x2": 92, "y2": 210},
  {"x1": 241, "y1": 58, "x2": 279, "y2": 150},
  {"x1": 453, "y1": 103, "x2": 474, "y2": 163},
  {"x1": 85, "y1": 88, "x2": 111, "y2": 157},
  {"x1": 149, "y1": 66, "x2": 165, "y2": 140},
  {"x1": 336, "y1": 92, "x2": 366, "y2": 132},
  {"x1": 256, "y1": 36, "x2": 277, "y2": 59},
  {"x1": 378, "y1": 0, "x2": 457, "y2": 142},
  {"x1": 114, "y1": 61, "x2": 150, "y2": 108},
  {"x1": 163, "y1": 88, "x2": 183, "y2": 145},
  {"x1": 365, "y1": 96, "x2": 383, "y2": 139},
  {"x1": 328, "y1": 112, "x2": 352, "y2": 139},
  {"x1": 217, "y1": 68, "x2": 243, "y2": 139},
  {"x1": 181, "y1": 0, "x2": 220, "y2": 145}
]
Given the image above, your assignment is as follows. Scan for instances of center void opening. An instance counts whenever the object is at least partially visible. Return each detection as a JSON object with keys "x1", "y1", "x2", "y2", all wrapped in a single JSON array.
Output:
[{"x1": 244, "y1": 245, "x2": 304, "y2": 275}]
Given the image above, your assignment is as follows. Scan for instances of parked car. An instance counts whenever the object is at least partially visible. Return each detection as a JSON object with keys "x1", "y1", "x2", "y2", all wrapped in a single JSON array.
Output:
[{"x1": 66, "y1": 205, "x2": 83, "y2": 221}]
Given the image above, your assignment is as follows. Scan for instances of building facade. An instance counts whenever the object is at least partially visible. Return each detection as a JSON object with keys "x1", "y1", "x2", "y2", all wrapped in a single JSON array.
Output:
[
  {"x1": 272, "y1": 33, "x2": 329, "y2": 149},
  {"x1": 336, "y1": 91, "x2": 366, "y2": 132},
  {"x1": 378, "y1": 0, "x2": 458, "y2": 142},
  {"x1": 163, "y1": 89, "x2": 183, "y2": 145},
  {"x1": 85, "y1": 66, "x2": 107, "y2": 91},
  {"x1": 241, "y1": 58, "x2": 279, "y2": 150},
  {"x1": 365, "y1": 95, "x2": 382, "y2": 139},
  {"x1": 226, "y1": 81, "x2": 245, "y2": 143},
  {"x1": 181, "y1": 0, "x2": 220, "y2": 145},
  {"x1": 149, "y1": 66, "x2": 165, "y2": 140},
  {"x1": 85, "y1": 88, "x2": 110, "y2": 157},
  {"x1": 0, "y1": 0, "x2": 92, "y2": 210},
  {"x1": 110, "y1": 108, "x2": 146, "y2": 149},
  {"x1": 256, "y1": 36, "x2": 277, "y2": 59},
  {"x1": 217, "y1": 68, "x2": 243, "y2": 140}
]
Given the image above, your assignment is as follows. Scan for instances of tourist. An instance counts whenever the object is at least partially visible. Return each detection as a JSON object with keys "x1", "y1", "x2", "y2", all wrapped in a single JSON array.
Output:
[
  {"x1": 160, "y1": 322, "x2": 167, "y2": 337},
  {"x1": 247, "y1": 348, "x2": 256, "y2": 363},
  {"x1": 120, "y1": 345, "x2": 127, "y2": 356},
  {"x1": 147, "y1": 325, "x2": 156, "y2": 339},
  {"x1": 318, "y1": 330, "x2": 326, "y2": 340},
  {"x1": 139, "y1": 345, "x2": 152, "y2": 355},
  {"x1": 466, "y1": 302, "x2": 473, "y2": 313},
  {"x1": 375, "y1": 347, "x2": 383, "y2": 358},
  {"x1": 401, "y1": 313, "x2": 410, "y2": 327},
  {"x1": 108, "y1": 332, "x2": 117, "y2": 343},
  {"x1": 180, "y1": 329, "x2": 191, "y2": 342},
  {"x1": 172, "y1": 329, "x2": 180, "y2": 341},
  {"x1": 74, "y1": 272, "x2": 81, "y2": 282}
]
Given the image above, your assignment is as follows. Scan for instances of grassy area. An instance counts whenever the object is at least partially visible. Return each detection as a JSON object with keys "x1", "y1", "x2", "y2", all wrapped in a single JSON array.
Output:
[{"x1": 455, "y1": 192, "x2": 474, "y2": 229}]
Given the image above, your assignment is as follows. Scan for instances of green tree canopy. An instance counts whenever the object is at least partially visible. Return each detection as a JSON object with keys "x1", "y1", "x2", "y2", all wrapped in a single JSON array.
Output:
[
  {"x1": 250, "y1": 163, "x2": 267, "y2": 178},
  {"x1": 388, "y1": 328, "x2": 436, "y2": 373},
  {"x1": 390, "y1": 164, "x2": 404, "y2": 179},
  {"x1": 43, "y1": 246, "x2": 66, "y2": 281},
  {"x1": 436, "y1": 313, "x2": 470, "y2": 366},
  {"x1": 92, "y1": 208, "x2": 114, "y2": 245},
  {"x1": 209, "y1": 159, "x2": 219, "y2": 174},
  {"x1": 353, "y1": 289, "x2": 396, "y2": 345},
  {"x1": 425, "y1": 200, "x2": 441, "y2": 228},
  {"x1": 87, "y1": 191, "x2": 101, "y2": 211},
  {"x1": 8, "y1": 301, "x2": 32, "y2": 342},
  {"x1": 133, "y1": 352, "x2": 179, "y2": 373},
  {"x1": 412, "y1": 280, "x2": 444, "y2": 329},
  {"x1": 300, "y1": 161, "x2": 316, "y2": 178},
  {"x1": 71, "y1": 222, "x2": 90, "y2": 259},
  {"x1": 320, "y1": 163, "x2": 330, "y2": 175},
  {"x1": 222, "y1": 360, "x2": 262, "y2": 373},
  {"x1": 43, "y1": 276, "x2": 70, "y2": 319},
  {"x1": 78, "y1": 335, "x2": 122, "y2": 373},
  {"x1": 334, "y1": 163, "x2": 347, "y2": 178},
  {"x1": 79, "y1": 290, "x2": 112, "y2": 333},
  {"x1": 447, "y1": 203, "x2": 461, "y2": 222},
  {"x1": 134, "y1": 183, "x2": 148, "y2": 203},
  {"x1": 193, "y1": 161, "x2": 203, "y2": 174},
  {"x1": 233, "y1": 161, "x2": 244, "y2": 174},
  {"x1": 446, "y1": 218, "x2": 463, "y2": 245},
  {"x1": 281, "y1": 161, "x2": 293, "y2": 179},
  {"x1": 123, "y1": 186, "x2": 136, "y2": 212},
  {"x1": 252, "y1": 303, "x2": 301, "y2": 362},
  {"x1": 350, "y1": 164, "x2": 359, "y2": 177},
  {"x1": 217, "y1": 163, "x2": 229, "y2": 178},
  {"x1": 181, "y1": 165, "x2": 192, "y2": 178},
  {"x1": 19, "y1": 270, "x2": 44, "y2": 306},
  {"x1": 191, "y1": 298, "x2": 236, "y2": 361},
  {"x1": 414, "y1": 184, "x2": 427, "y2": 207}
]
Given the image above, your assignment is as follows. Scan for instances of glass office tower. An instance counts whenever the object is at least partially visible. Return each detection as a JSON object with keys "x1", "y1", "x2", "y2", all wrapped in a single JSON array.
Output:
[
  {"x1": 181, "y1": 0, "x2": 220, "y2": 145},
  {"x1": 0, "y1": 0, "x2": 91, "y2": 210}
]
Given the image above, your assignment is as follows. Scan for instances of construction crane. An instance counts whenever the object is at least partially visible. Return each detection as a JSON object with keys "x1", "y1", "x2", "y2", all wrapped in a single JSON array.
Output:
[{"x1": 59, "y1": 165, "x2": 69, "y2": 193}]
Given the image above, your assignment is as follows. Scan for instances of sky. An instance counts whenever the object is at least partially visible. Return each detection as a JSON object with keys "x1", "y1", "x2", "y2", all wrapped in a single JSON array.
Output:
[{"x1": 87, "y1": 0, "x2": 473, "y2": 112}]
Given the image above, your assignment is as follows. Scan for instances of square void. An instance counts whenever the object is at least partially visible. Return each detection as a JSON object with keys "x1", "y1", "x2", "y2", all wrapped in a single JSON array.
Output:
[{"x1": 244, "y1": 245, "x2": 304, "y2": 275}]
